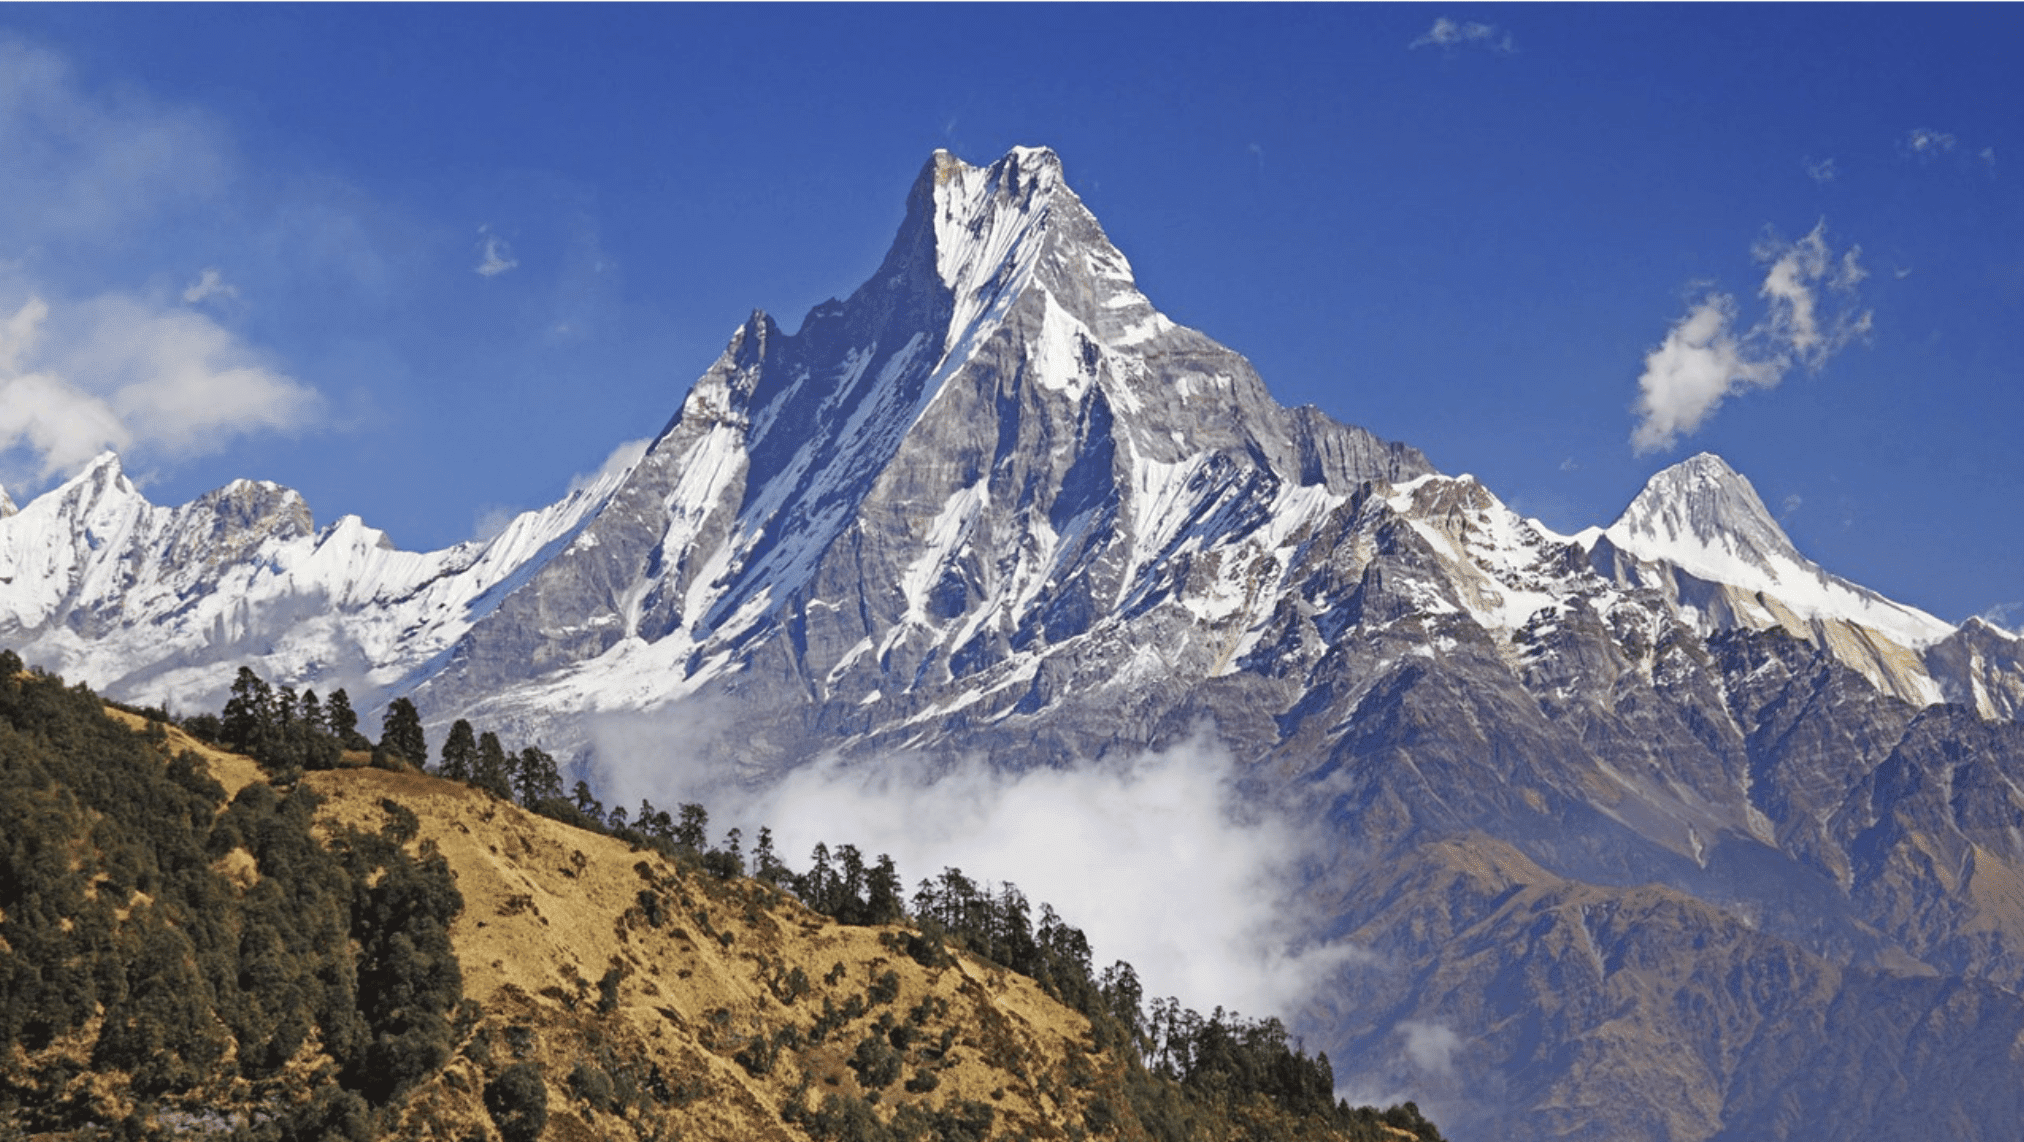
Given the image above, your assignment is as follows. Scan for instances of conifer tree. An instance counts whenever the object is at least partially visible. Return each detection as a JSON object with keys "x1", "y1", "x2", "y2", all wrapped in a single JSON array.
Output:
[
  {"x1": 380, "y1": 697, "x2": 427, "y2": 769},
  {"x1": 753, "y1": 826, "x2": 788, "y2": 884},
  {"x1": 676, "y1": 802, "x2": 710, "y2": 852},
  {"x1": 326, "y1": 688, "x2": 369, "y2": 750},
  {"x1": 439, "y1": 719, "x2": 477, "y2": 781},
  {"x1": 474, "y1": 731, "x2": 512, "y2": 799},
  {"x1": 514, "y1": 746, "x2": 562, "y2": 807},
  {"x1": 299, "y1": 689, "x2": 326, "y2": 734},
  {"x1": 571, "y1": 781, "x2": 605, "y2": 826},
  {"x1": 221, "y1": 666, "x2": 276, "y2": 751}
]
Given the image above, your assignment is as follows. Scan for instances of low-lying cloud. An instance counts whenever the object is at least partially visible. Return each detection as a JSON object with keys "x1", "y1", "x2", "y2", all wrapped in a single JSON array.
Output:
[
  {"x1": 1630, "y1": 221, "x2": 1871, "y2": 454},
  {"x1": 1399, "y1": 1020, "x2": 1464, "y2": 1078},
  {"x1": 587, "y1": 709, "x2": 1367, "y2": 1023}
]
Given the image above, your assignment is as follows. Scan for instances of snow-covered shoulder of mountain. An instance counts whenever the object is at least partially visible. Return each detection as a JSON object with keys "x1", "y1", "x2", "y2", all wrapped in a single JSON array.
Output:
[
  {"x1": 0, "y1": 484, "x2": 16, "y2": 519},
  {"x1": 1599, "y1": 452, "x2": 1954, "y2": 651},
  {"x1": 0, "y1": 449, "x2": 635, "y2": 711}
]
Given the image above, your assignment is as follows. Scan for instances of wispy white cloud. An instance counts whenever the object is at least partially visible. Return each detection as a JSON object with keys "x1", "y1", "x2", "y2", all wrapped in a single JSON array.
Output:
[
  {"x1": 1981, "y1": 146, "x2": 1998, "y2": 175},
  {"x1": 470, "y1": 504, "x2": 517, "y2": 543},
  {"x1": 588, "y1": 715, "x2": 1368, "y2": 1022},
  {"x1": 1903, "y1": 127, "x2": 1957, "y2": 160},
  {"x1": 1805, "y1": 156, "x2": 1838, "y2": 184},
  {"x1": 0, "y1": 38, "x2": 230, "y2": 246},
  {"x1": 475, "y1": 226, "x2": 518, "y2": 277},
  {"x1": 180, "y1": 267, "x2": 238, "y2": 306},
  {"x1": 1631, "y1": 222, "x2": 1871, "y2": 454},
  {"x1": 567, "y1": 437, "x2": 649, "y2": 498},
  {"x1": 1979, "y1": 602, "x2": 2021, "y2": 634},
  {"x1": 0, "y1": 290, "x2": 322, "y2": 481},
  {"x1": 1410, "y1": 17, "x2": 1515, "y2": 54}
]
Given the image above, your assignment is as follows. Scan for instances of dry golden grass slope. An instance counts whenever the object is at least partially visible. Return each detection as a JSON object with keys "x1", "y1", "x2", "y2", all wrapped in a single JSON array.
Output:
[
  {"x1": 29, "y1": 701, "x2": 1421, "y2": 1142},
  {"x1": 304, "y1": 764, "x2": 1143, "y2": 1142}
]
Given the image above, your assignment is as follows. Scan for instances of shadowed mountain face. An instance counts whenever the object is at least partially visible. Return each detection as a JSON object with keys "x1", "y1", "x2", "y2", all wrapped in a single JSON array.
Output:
[{"x1": 7, "y1": 147, "x2": 2024, "y2": 1141}]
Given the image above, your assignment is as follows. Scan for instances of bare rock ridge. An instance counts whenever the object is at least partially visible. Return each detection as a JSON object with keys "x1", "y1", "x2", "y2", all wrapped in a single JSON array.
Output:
[{"x1": 6, "y1": 146, "x2": 2024, "y2": 1141}]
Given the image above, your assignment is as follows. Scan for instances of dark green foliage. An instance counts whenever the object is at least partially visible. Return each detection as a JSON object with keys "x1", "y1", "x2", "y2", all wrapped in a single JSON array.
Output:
[
  {"x1": 569, "y1": 1059, "x2": 617, "y2": 1112},
  {"x1": 596, "y1": 965, "x2": 626, "y2": 1015},
  {"x1": 767, "y1": 834, "x2": 1442, "y2": 1141},
  {"x1": 483, "y1": 1063, "x2": 549, "y2": 1142},
  {"x1": 278, "y1": 1084, "x2": 374, "y2": 1142},
  {"x1": 326, "y1": 688, "x2": 370, "y2": 750},
  {"x1": 752, "y1": 826, "x2": 790, "y2": 884},
  {"x1": 890, "y1": 1099, "x2": 994, "y2": 1142},
  {"x1": 849, "y1": 1031, "x2": 904, "y2": 1090},
  {"x1": 182, "y1": 710, "x2": 223, "y2": 743},
  {"x1": 300, "y1": 689, "x2": 328, "y2": 734},
  {"x1": 736, "y1": 1027, "x2": 801, "y2": 1078},
  {"x1": 638, "y1": 889, "x2": 666, "y2": 927},
  {"x1": 702, "y1": 826, "x2": 744, "y2": 880},
  {"x1": 335, "y1": 819, "x2": 466, "y2": 1104},
  {"x1": 0, "y1": 655, "x2": 468, "y2": 1138},
  {"x1": 1379, "y1": 1102, "x2": 1445, "y2": 1140},
  {"x1": 515, "y1": 745, "x2": 562, "y2": 807},
  {"x1": 379, "y1": 697, "x2": 427, "y2": 771},
  {"x1": 675, "y1": 802, "x2": 709, "y2": 851},
  {"x1": 801, "y1": 1093, "x2": 883, "y2": 1142},
  {"x1": 867, "y1": 969, "x2": 901, "y2": 1006},
  {"x1": 438, "y1": 718, "x2": 477, "y2": 782},
  {"x1": 216, "y1": 665, "x2": 343, "y2": 777},
  {"x1": 809, "y1": 993, "x2": 869, "y2": 1044},
  {"x1": 473, "y1": 731, "x2": 512, "y2": 800}
]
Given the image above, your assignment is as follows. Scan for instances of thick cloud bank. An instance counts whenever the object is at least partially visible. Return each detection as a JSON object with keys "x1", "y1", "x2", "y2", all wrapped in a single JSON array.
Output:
[{"x1": 589, "y1": 712, "x2": 1364, "y2": 1023}]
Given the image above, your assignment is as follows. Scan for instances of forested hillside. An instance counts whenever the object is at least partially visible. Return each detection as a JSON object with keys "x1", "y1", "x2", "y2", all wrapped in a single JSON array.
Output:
[{"x1": 0, "y1": 652, "x2": 1443, "y2": 1142}]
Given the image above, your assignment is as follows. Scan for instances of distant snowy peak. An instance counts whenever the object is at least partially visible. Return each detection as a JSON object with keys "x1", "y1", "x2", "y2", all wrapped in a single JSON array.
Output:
[
  {"x1": 0, "y1": 485, "x2": 15, "y2": 519},
  {"x1": 0, "y1": 444, "x2": 633, "y2": 714},
  {"x1": 1584, "y1": 451, "x2": 1961, "y2": 709},
  {"x1": 1606, "y1": 453, "x2": 1806, "y2": 580}
]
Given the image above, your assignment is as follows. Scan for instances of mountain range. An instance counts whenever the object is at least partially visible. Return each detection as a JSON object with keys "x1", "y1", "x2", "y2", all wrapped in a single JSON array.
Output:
[{"x1": 6, "y1": 145, "x2": 2024, "y2": 1141}]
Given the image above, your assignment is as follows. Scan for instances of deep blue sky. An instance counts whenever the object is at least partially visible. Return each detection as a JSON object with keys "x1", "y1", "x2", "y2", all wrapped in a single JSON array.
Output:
[{"x1": 2, "y1": 5, "x2": 2019, "y2": 626}]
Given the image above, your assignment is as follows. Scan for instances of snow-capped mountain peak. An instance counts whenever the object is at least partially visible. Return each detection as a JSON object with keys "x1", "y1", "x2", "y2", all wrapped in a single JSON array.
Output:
[
  {"x1": 1601, "y1": 452, "x2": 1949, "y2": 648},
  {"x1": 1581, "y1": 450, "x2": 1970, "y2": 710},
  {"x1": 1607, "y1": 452, "x2": 1803, "y2": 578},
  {"x1": 0, "y1": 485, "x2": 16, "y2": 519}
]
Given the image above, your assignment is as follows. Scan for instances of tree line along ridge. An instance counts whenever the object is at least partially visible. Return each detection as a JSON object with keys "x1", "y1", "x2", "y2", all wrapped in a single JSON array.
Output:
[{"x1": 1, "y1": 650, "x2": 1443, "y2": 1141}]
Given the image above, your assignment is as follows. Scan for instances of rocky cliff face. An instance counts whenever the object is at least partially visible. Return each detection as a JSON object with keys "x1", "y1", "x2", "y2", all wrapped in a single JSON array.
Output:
[
  {"x1": 419, "y1": 147, "x2": 1429, "y2": 748},
  {"x1": 5, "y1": 146, "x2": 2024, "y2": 1141}
]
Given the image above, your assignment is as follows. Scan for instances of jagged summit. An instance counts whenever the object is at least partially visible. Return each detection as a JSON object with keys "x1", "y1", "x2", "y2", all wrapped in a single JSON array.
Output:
[
  {"x1": 420, "y1": 144, "x2": 1428, "y2": 726},
  {"x1": 1592, "y1": 451, "x2": 1956, "y2": 703},
  {"x1": 1606, "y1": 452, "x2": 1806, "y2": 580},
  {"x1": 0, "y1": 484, "x2": 16, "y2": 519}
]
